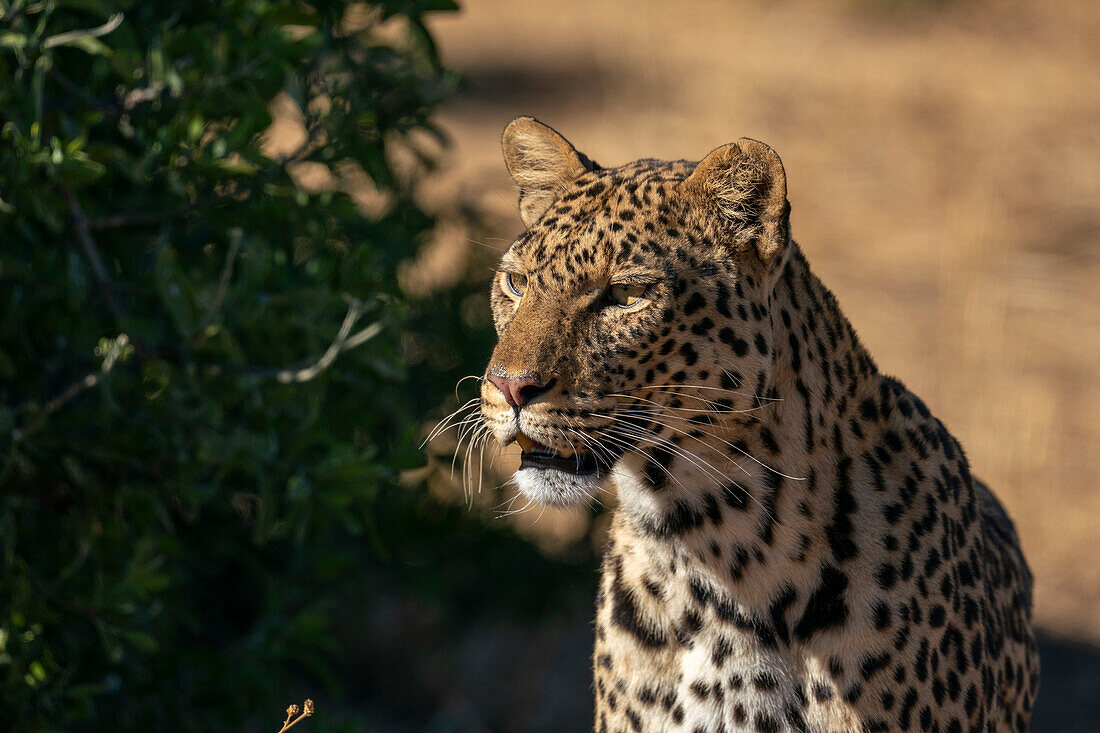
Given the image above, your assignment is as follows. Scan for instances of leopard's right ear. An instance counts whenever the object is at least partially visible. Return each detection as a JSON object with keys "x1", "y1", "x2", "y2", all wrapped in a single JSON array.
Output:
[{"x1": 502, "y1": 116, "x2": 599, "y2": 228}]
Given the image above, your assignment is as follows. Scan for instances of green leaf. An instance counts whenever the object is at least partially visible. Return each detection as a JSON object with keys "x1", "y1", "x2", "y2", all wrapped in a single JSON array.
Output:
[
  {"x1": 0, "y1": 32, "x2": 29, "y2": 50},
  {"x1": 123, "y1": 631, "x2": 157, "y2": 653},
  {"x1": 186, "y1": 114, "x2": 204, "y2": 144},
  {"x1": 265, "y1": 5, "x2": 321, "y2": 25},
  {"x1": 54, "y1": 155, "x2": 106, "y2": 185},
  {"x1": 212, "y1": 157, "x2": 259, "y2": 176}
]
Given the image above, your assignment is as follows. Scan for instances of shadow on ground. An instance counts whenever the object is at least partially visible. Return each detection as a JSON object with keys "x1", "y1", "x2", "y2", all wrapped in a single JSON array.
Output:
[
  {"x1": 348, "y1": 603, "x2": 1100, "y2": 731},
  {"x1": 1033, "y1": 632, "x2": 1100, "y2": 732}
]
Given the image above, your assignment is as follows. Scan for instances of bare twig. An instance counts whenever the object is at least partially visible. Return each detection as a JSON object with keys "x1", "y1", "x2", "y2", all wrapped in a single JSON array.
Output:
[
  {"x1": 42, "y1": 12, "x2": 123, "y2": 49},
  {"x1": 87, "y1": 201, "x2": 201, "y2": 230},
  {"x1": 64, "y1": 188, "x2": 126, "y2": 327},
  {"x1": 120, "y1": 81, "x2": 166, "y2": 110},
  {"x1": 1, "y1": 370, "x2": 99, "y2": 485},
  {"x1": 275, "y1": 298, "x2": 383, "y2": 384},
  {"x1": 277, "y1": 700, "x2": 314, "y2": 732},
  {"x1": 194, "y1": 231, "x2": 243, "y2": 345},
  {"x1": 6, "y1": 335, "x2": 132, "y2": 452},
  {"x1": 12, "y1": 373, "x2": 100, "y2": 446},
  {"x1": 340, "y1": 321, "x2": 385, "y2": 352}
]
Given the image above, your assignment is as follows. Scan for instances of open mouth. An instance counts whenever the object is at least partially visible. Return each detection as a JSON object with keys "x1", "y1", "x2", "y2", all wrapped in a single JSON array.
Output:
[{"x1": 515, "y1": 434, "x2": 600, "y2": 475}]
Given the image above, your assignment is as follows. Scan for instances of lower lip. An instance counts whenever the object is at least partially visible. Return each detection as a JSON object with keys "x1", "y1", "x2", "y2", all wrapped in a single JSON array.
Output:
[{"x1": 520, "y1": 452, "x2": 600, "y2": 475}]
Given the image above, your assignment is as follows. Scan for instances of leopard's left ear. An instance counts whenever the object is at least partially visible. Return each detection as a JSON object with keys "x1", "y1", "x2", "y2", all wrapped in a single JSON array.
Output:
[
  {"x1": 502, "y1": 116, "x2": 599, "y2": 228},
  {"x1": 682, "y1": 137, "x2": 790, "y2": 270}
]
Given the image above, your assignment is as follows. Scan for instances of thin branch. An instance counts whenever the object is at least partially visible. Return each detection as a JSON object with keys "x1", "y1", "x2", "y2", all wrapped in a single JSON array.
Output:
[
  {"x1": 276, "y1": 700, "x2": 314, "y2": 733},
  {"x1": 42, "y1": 12, "x2": 123, "y2": 49},
  {"x1": 340, "y1": 321, "x2": 384, "y2": 352},
  {"x1": 5, "y1": 335, "x2": 131, "y2": 457},
  {"x1": 275, "y1": 297, "x2": 383, "y2": 384},
  {"x1": 0, "y1": 370, "x2": 101, "y2": 485},
  {"x1": 11, "y1": 372, "x2": 100, "y2": 445},
  {"x1": 194, "y1": 232, "x2": 242, "y2": 345},
  {"x1": 64, "y1": 187, "x2": 126, "y2": 327},
  {"x1": 120, "y1": 81, "x2": 166, "y2": 110},
  {"x1": 87, "y1": 201, "x2": 201, "y2": 231}
]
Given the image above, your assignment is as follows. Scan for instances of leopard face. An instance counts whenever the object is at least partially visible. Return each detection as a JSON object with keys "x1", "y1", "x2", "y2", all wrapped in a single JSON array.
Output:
[{"x1": 480, "y1": 117, "x2": 789, "y2": 508}]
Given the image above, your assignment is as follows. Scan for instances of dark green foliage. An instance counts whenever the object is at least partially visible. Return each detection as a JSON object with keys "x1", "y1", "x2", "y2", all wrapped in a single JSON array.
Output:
[{"x1": 0, "y1": 1, "x2": 491, "y2": 729}]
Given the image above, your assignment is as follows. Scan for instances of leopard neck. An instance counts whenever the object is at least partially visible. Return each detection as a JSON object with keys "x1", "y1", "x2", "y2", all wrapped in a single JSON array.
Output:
[
  {"x1": 761, "y1": 242, "x2": 883, "y2": 469},
  {"x1": 609, "y1": 242, "x2": 891, "y2": 612}
]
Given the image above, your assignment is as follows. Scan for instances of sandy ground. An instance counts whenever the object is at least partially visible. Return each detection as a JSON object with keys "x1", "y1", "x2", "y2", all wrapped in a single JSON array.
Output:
[{"x1": 416, "y1": 0, "x2": 1100, "y2": 645}]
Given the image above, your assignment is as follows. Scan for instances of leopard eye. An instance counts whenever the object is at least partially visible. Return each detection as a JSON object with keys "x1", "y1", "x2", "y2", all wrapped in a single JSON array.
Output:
[
  {"x1": 501, "y1": 271, "x2": 527, "y2": 299},
  {"x1": 609, "y1": 283, "x2": 648, "y2": 309}
]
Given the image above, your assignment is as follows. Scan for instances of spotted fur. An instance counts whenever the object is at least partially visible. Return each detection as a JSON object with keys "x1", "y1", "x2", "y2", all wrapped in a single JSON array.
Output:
[{"x1": 479, "y1": 117, "x2": 1038, "y2": 732}]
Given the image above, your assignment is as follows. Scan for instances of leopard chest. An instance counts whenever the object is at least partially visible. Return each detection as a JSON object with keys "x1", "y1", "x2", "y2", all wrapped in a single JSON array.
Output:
[{"x1": 593, "y1": 548, "x2": 875, "y2": 733}]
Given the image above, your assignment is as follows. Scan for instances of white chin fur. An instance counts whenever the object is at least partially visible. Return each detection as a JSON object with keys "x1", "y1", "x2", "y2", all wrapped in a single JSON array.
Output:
[{"x1": 514, "y1": 467, "x2": 600, "y2": 507}]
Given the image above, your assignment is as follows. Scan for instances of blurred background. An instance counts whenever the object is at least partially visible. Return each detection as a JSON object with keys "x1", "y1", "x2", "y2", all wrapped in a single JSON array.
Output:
[{"x1": 1, "y1": 0, "x2": 1097, "y2": 731}]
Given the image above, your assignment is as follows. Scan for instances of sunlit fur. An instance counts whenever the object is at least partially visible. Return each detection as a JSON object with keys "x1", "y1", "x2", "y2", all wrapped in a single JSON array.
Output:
[
  {"x1": 513, "y1": 466, "x2": 600, "y2": 507},
  {"x1": 467, "y1": 117, "x2": 1038, "y2": 733}
]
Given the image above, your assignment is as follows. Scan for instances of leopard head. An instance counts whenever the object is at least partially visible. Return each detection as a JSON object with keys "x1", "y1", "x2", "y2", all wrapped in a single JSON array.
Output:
[{"x1": 481, "y1": 117, "x2": 790, "y2": 507}]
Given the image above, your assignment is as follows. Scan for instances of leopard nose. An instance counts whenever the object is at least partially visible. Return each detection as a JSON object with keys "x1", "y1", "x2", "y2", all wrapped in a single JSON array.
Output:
[{"x1": 487, "y1": 374, "x2": 551, "y2": 407}]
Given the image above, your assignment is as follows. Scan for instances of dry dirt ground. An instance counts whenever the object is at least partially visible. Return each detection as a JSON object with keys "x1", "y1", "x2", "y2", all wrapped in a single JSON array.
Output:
[{"x1": 418, "y1": 0, "x2": 1100, "y2": 645}]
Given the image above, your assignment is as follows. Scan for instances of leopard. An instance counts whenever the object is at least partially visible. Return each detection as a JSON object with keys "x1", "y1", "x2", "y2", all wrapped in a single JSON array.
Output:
[{"x1": 477, "y1": 116, "x2": 1039, "y2": 732}]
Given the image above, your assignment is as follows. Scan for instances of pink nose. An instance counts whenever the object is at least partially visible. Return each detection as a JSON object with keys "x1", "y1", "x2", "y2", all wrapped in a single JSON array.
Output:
[{"x1": 487, "y1": 373, "x2": 550, "y2": 407}]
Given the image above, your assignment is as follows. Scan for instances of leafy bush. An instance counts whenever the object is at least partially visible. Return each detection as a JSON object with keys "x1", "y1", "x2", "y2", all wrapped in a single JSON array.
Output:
[{"x1": 0, "y1": 1, "x2": 465, "y2": 729}]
